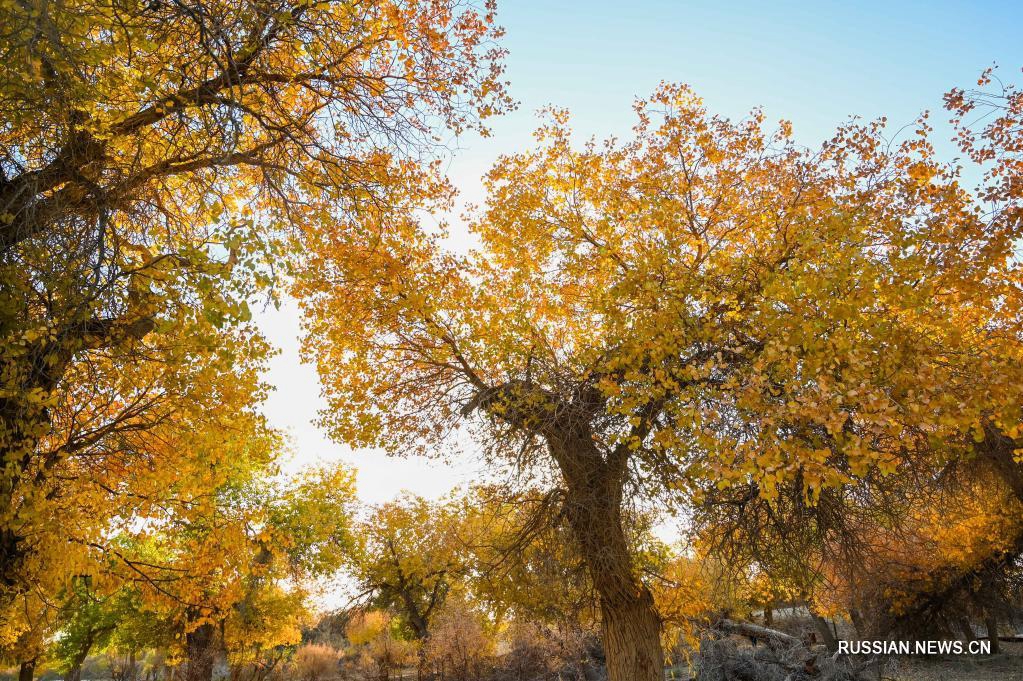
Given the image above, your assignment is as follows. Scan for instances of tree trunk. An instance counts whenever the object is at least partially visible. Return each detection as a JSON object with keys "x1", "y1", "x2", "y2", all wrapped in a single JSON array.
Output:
[
  {"x1": 18, "y1": 658, "x2": 35, "y2": 681},
  {"x1": 68, "y1": 648, "x2": 86, "y2": 681},
  {"x1": 127, "y1": 649, "x2": 138, "y2": 681},
  {"x1": 599, "y1": 588, "x2": 662, "y2": 681},
  {"x1": 958, "y1": 617, "x2": 976, "y2": 643},
  {"x1": 980, "y1": 426, "x2": 1023, "y2": 504},
  {"x1": 764, "y1": 604, "x2": 773, "y2": 627},
  {"x1": 808, "y1": 609, "x2": 839, "y2": 652},
  {"x1": 549, "y1": 431, "x2": 663, "y2": 681},
  {"x1": 849, "y1": 607, "x2": 865, "y2": 637},
  {"x1": 67, "y1": 626, "x2": 105, "y2": 681},
  {"x1": 984, "y1": 616, "x2": 1000, "y2": 654},
  {"x1": 185, "y1": 621, "x2": 217, "y2": 681}
]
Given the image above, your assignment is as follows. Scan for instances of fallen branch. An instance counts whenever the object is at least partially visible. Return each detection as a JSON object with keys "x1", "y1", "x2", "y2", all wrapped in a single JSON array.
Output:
[{"x1": 714, "y1": 619, "x2": 803, "y2": 649}]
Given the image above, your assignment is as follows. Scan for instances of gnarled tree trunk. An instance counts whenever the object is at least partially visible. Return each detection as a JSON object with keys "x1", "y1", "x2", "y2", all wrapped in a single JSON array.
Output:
[
  {"x1": 549, "y1": 429, "x2": 664, "y2": 681},
  {"x1": 808, "y1": 606, "x2": 839, "y2": 652}
]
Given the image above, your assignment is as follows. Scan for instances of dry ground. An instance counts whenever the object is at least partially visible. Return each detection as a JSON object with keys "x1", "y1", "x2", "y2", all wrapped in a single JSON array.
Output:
[
  {"x1": 880, "y1": 642, "x2": 1023, "y2": 681},
  {"x1": 668, "y1": 640, "x2": 1023, "y2": 680}
]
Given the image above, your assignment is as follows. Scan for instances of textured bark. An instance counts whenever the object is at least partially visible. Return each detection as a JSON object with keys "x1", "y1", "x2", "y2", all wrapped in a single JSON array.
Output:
[
  {"x1": 600, "y1": 592, "x2": 662, "y2": 681},
  {"x1": 549, "y1": 429, "x2": 663, "y2": 681},
  {"x1": 185, "y1": 622, "x2": 217, "y2": 681},
  {"x1": 984, "y1": 616, "x2": 1000, "y2": 654},
  {"x1": 809, "y1": 609, "x2": 839, "y2": 652}
]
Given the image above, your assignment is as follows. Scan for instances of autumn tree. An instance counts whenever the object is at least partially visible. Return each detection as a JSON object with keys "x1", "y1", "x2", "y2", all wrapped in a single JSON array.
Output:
[
  {"x1": 421, "y1": 594, "x2": 493, "y2": 681},
  {"x1": 459, "y1": 487, "x2": 598, "y2": 633},
  {"x1": 81, "y1": 412, "x2": 357, "y2": 681},
  {"x1": 0, "y1": 595, "x2": 49, "y2": 681},
  {"x1": 351, "y1": 494, "x2": 467, "y2": 642},
  {"x1": 297, "y1": 77, "x2": 1023, "y2": 680},
  {"x1": 50, "y1": 582, "x2": 140, "y2": 681},
  {"x1": 0, "y1": 0, "x2": 508, "y2": 624}
]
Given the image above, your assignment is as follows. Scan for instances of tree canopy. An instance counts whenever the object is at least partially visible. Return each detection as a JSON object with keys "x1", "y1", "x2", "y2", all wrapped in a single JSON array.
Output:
[
  {"x1": 0, "y1": 0, "x2": 508, "y2": 651},
  {"x1": 297, "y1": 81, "x2": 1023, "y2": 681}
]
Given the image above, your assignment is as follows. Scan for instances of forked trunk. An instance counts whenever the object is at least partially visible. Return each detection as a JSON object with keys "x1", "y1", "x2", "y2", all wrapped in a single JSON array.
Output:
[
  {"x1": 551, "y1": 432, "x2": 664, "y2": 681},
  {"x1": 67, "y1": 624, "x2": 107, "y2": 681}
]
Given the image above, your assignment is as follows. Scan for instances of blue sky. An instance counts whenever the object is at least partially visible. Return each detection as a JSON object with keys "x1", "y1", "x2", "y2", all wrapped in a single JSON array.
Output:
[{"x1": 258, "y1": 0, "x2": 1023, "y2": 506}]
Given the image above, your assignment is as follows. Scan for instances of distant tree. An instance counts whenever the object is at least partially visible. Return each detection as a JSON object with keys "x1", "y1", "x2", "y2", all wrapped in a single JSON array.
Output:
[
  {"x1": 51, "y1": 583, "x2": 137, "y2": 681},
  {"x1": 351, "y1": 494, "x2": 465, "y2": 641},
  {"x1": 345, "y1": 611, "x2": 416, "y2": 681},
  {"x1": 422, "y1": 596, "x2": 493, "y2": 681}
]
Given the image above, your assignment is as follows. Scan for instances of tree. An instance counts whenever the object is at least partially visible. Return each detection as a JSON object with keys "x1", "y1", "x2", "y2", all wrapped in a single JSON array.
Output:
[
  {"x1": 692, "y1": 67, "x2": 1023, "y2": 647},
  {"x1": 351, "y1": 494, "x2": 466, "y2": 641},
  {"x1": 0, "y1": 0, "x2": 509, "y2": 620},
  {"x1": 297, "y1": 80, "x2": 1023, "y2": 681},
  {"x1": 51, "y1": 583, "x2": 138, "y2": 681},
  {"x1": 0, "y1": 594, "x2": 49, "y2": 681},
  {"x1": 422, "y1": 595, "x2": 493, "y2": 681},
  {"x1": 87, "y1": 418, "x2": 357, "y2": 681}
]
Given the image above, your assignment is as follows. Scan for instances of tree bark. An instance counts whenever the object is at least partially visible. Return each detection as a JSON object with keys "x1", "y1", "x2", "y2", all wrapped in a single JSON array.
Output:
[
  {"x1": 67, "y1": 624, "x2": 108, "y2": 681},
  {"x1": 185, "y1": 621, "x2": 217, "y2": 681},
  {"x1": 549, "y1": 430, "x2": 663, "y2": 681},
  {"x1": 849, "y1": 608, "x2": 865, "y2": 637},
  {"x1": 18, "y1": 658, "x2": 35, "y2": 681},
  {"x1": 958, "y1": 617, "x2": 976, "y2": 643},
  {"x1": 808, "y1": 609, "x2": 839, "y2": 652},
  {"x1": 984, "y1": 616, "x2": 1000, "y2": 654}
]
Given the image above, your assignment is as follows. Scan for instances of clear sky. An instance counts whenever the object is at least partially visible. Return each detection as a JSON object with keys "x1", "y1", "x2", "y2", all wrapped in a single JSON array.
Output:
[{"x1": 257, "y1": 0, "x2": 1023, "y2": 507}]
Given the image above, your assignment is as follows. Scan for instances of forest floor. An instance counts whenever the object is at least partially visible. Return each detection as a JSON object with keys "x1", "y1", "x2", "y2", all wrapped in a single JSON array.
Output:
[{"x1": 882, "y1": 642, "x2": 1023, "y2": 681}]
